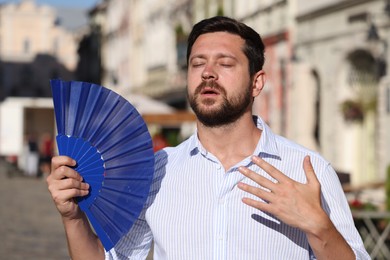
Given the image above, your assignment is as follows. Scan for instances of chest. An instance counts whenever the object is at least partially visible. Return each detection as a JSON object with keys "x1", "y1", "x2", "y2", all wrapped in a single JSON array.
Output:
[{"x1": 145, "y1": 159, "x2": 310, "y2": 259}]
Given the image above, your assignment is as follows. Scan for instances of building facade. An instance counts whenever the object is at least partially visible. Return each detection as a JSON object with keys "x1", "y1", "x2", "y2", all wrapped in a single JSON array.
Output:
[
  {"x1": 92, "y1": 0, "x2": 192, "y2": 110},
  {"x1": 295, "y1": 0, "x2": 390, "y2": 185},
  {"x1": 0, "y1": 0, "x2": 80, "y2": 159},
  {"x1": 0, "y1": 0, "x2": 77, "y2": 99},
  {"x1": 192, "y1": 0, "x2": 390, "y2": 186},
  {"x1": 84, "y1": 0, "x2": 390, "y2": 187}
]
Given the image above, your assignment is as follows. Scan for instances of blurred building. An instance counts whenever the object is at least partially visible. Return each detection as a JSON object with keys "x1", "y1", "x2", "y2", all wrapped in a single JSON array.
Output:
[
  {"x1": 88, "y1": 0, "x2": 192, "y2": 110},
  {"x1": 295, "y1": 0, "x2": 390, "y2": 186},
  {"x1": 0, "y1": 0, "x2": 79, "y2": 159},
  {"x1": 85, "y1": 0, "x2": 196, "y2": 142},
  {"x1": 191, "y1": 0, "x2": 390, "y2": 187},
  {"x1": 0, "y1": 0, "x2": 77, "y2": 98},
  {"x1": 53, "y1": 0, "x2": 390, "y2": 187}
]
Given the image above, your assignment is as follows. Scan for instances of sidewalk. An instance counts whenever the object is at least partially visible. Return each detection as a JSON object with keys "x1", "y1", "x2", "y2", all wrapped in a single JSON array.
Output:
[
  {"x1": 0, "y1": 159, "x2": 154, "y2": 259},
  {"x1": 0, "y1": 159, "x2": 69, "y2": 259}
]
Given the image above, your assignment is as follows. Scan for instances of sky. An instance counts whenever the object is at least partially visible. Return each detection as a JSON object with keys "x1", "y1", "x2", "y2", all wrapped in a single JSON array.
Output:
[
  {"x1": 0, "y1": 0, "x2": 101, "y2": 9},
  {"x1": 0, "y1": 0, "x2": 102, "y2": 30}
]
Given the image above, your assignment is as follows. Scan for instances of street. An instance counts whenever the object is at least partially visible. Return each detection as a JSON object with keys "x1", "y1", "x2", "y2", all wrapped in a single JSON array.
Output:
[
  {"x1": 0, "y1": 160, "x2": 69, "y2": 259},
  {"x1": 0, "y1": 159, "x2": 154, "y2": 260}
]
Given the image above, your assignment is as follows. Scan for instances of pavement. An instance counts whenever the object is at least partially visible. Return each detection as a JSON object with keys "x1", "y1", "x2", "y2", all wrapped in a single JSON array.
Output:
[
  {"x1": 0, "y1": 159, "x2": 154, "y2": 260},
  {"x1": 0, "y1": 160, "x2": 69, "y2": 260}
]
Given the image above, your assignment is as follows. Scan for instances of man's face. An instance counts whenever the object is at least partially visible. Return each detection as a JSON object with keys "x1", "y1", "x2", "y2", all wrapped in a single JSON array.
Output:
[{"x1": 187, "y1": 32, "x2": 253, "y2": 127}]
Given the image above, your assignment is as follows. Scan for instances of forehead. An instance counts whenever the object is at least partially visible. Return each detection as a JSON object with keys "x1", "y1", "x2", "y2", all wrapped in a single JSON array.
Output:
[{"x1": 190, "y1": 32, "x2": 246, "y2": 58}]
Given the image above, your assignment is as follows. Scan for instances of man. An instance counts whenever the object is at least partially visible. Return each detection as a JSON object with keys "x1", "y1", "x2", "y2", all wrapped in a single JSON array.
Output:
[{"x1": 47, "y1": 16, "x2": 369, "y2": 259}]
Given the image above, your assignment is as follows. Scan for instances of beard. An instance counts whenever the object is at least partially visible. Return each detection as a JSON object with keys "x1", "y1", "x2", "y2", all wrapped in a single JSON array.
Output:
[{"x1": 188, "y1": 80, "x2": 252, "y2": 127}]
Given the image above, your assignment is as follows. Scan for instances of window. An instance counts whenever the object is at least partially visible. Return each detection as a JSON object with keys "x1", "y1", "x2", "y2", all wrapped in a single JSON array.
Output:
[
  {"x1": 387, "y1": 87, "x2": 390, "y2": 114},
  {"x1": 23, "y1": 38, "x2": 30, "y2": 54},
  {"x1": 53, "y1": 38, "x2": 59, "y2": 55}
]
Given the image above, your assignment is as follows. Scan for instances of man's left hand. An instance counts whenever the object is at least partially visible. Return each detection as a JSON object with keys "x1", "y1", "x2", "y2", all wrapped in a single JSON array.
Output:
[{"x1": 237, "y1": 156, "x2": 328, "y2": 232}]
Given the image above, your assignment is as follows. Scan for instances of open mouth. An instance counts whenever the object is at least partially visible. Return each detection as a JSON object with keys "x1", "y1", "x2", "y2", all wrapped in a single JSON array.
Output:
[{"x1": 200, "y1": 87, "x2": 220, "y2": 96}]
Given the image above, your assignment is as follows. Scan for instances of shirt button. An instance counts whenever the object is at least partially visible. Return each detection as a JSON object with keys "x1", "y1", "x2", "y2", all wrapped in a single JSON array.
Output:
[{"x1": 218, "y1": 198, "x2": 224, "y2": 205}]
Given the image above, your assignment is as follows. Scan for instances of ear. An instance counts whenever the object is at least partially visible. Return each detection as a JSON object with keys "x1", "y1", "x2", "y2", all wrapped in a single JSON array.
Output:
[{"x1": 252, "y1": 70, "x2": 266, "y2": 98}]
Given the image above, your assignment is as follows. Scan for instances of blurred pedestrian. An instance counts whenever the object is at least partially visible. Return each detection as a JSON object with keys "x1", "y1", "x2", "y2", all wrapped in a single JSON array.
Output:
[
  {"x1": 152, "y1": 132, "x2": 169, "y2": 152},
  {"x1": 38, "y1": 132, "x2": 53, "y2": 177},
  {"x1": 24, "y1": 133, "x2": 39, "y2": 177}
]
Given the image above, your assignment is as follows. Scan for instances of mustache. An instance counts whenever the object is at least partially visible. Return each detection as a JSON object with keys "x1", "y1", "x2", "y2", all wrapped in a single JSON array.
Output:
[{"x1": 194, "y1": 81, "x2": 226, "y2": 96}]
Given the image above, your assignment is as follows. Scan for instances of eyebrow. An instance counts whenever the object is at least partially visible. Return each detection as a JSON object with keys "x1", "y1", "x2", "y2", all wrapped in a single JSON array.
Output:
[{"x1": 189, "y1": 53, "x2": 238, "y2": 63}]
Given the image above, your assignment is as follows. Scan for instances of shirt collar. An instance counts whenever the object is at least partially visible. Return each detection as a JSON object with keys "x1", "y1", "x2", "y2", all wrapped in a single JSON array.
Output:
[
  {"x1": 253, "y1": 116, "x2": 281, "y2": 160},
  {"x1": 188, "y1": 115, "x2": 281, "y2": 160}
]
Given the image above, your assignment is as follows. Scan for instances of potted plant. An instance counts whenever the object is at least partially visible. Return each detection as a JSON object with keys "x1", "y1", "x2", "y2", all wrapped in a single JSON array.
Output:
[{"x1": 341, "y1": 99, "x2": 364, "y2": 122}]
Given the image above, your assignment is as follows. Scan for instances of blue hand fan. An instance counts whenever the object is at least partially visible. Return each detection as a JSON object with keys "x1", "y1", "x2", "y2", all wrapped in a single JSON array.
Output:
[{"x1": 50, "y1": 79, "x2": 155, "y2": 251}]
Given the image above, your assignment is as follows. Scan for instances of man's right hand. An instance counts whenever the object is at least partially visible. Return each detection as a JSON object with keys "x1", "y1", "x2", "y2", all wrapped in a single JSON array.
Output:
[
  {"x1": 46, "y1": 156, "x2": 90, "y2": 220},
  {"x1": 46, "y1": 156, "x2": 104, "y2": 259}
]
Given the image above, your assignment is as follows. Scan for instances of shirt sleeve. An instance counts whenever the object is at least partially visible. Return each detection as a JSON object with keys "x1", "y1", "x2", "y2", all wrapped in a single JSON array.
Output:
[{"x1": 319, "y1": 163, "x2": 370, "y2": 260}]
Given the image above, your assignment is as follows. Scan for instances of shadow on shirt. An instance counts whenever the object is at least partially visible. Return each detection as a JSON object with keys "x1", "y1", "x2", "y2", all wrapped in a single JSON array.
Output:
[{"x1": 250, "y1": 193, "x2": 331, "y2": 250}]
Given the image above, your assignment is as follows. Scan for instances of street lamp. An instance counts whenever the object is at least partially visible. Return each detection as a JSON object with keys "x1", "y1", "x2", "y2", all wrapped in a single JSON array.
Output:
[{"x1": 367, "y1": 23, "x2": 380, "y2": 42}]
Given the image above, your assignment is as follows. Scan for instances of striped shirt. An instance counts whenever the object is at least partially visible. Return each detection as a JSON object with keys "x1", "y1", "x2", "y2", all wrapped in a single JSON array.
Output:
[{"x1": 106, "y1": 116, "x2": 369, "y2": 259}]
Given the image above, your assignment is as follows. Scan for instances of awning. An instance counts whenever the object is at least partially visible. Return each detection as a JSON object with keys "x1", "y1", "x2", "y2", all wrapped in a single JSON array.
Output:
[{"x1": 124, "y1": 93, "x2": 175, "y2": 114}]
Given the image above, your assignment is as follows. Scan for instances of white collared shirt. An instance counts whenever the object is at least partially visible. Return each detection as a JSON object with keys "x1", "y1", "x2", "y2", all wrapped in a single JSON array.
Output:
[{"x1": 106, "y1": 116, "x2": 369, "y2": 259}]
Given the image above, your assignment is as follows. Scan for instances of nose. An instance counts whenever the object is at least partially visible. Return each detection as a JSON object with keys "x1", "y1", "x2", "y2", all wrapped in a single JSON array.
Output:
[{"x1": 201, "y1": 65, "x2": 217, "y2": 81}]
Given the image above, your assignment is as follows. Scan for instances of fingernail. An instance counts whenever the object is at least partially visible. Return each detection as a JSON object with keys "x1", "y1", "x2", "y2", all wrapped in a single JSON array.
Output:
[
  {"x1": 252, "y1": 156, "x2": 260, "y2": 162},
  {"x1": 238, "y1": 166, "x2": 247, "y2": 173}
]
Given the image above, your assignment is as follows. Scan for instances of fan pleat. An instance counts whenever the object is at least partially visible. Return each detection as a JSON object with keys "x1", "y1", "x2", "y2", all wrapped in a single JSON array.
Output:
[
  {"x1": 102, "y1": 137, "x2": 151, "y2": 162},
  {"x1": 68, "y1": 81, "x2": 85, "y2": 136},
  {"x1": 77, "y1": 158, "x2": 104, "y2": 173},
  {"x1": 103, "y1": 167, "x2": 153, "y2": 180},
  {"x1": 90, "y1": 197, "x2": 131, "y2": 238},
  {"x1": 76, "y1": 146, "x2": 100, "y2": 165},
  {"x1": 105, "y1": 149, "x2": 154, "y2": 168},
  {"x1": 86, "y1": 92, "x2": 121, "y2": 144},
  {"x1": 93, "y1": 194, "x2": 140, "y2": 229},
  {"x1": 80, "y1": 169, "x2": 105, "y2": 179},
  {"x1": 98, "y1": 120, "x2": 145, "y2": 155},
  {"x1": 88, "y1": 204, "x2": 123, "y2": 244},
  {"x1": 77, "y1": 84, "x2": 103, "y2": 138},
  {"x1": 70, "y1": 138, "x2": 87, "y2": 158},
  {"x1": 98, "y1": 195, "x2": 139, "y2": 220},
  {"x1": 91, "y1": 100, "x2": 137, "y2": 146},
  {"x1": 52, "y1": 80, "x2": 70, "y2": 135},
  {"x1": 50, "y1": 79, "x2": 154, "y2": 251},
  {"x1": 102, "y1": 179, "x2": 148, "y2": 199}
]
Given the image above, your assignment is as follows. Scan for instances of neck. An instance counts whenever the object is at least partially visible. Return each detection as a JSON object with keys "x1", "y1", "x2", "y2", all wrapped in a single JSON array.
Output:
[{"x1": 197, "y1": 114, "x2": 261, "y2": 170}]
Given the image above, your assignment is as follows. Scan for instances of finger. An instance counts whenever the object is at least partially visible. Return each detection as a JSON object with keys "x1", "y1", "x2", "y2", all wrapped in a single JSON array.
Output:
[
  {"x1": 50, "y1": 165, "x2": 83, "y2": 182},
  {"x1": 238, "y1": 166, "x2": 277, "y2": 191},
  {"x1": 51, "y1": 156, "x2": 76, "y2": 172},
  {"x1": 251, "y1": 156, "x2": 289, "y2": 183},
  {"x1": 303, "y1": 156, "x2": 318, "y2": 184},
  {"x1": 50, "y1": 156, "x2": 83, "y2": 182},
  {"x1": 238, "y1": 182, "x2": 274, "y2": 202},
  {"x1": 48, "y1": 178, "x2": 90, "y2": 203},
  {"x1": 56, "y1": 177, "x2": 90, "y2": 191},
  {"x1": 241, "y1": 197, "x2": 272, "y2": 213},
  {"x1": 50, "y1": 187, "x2": 89, "y2": 204}
]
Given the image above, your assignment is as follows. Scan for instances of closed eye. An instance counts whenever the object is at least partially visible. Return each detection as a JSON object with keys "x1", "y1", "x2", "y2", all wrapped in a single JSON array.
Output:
[
  {"x1": 191, "y1": 63, "x2": 205, "y2": 68},
  {"x1": 218, "y1": 57, "x2": 236, "y2": 68}
]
